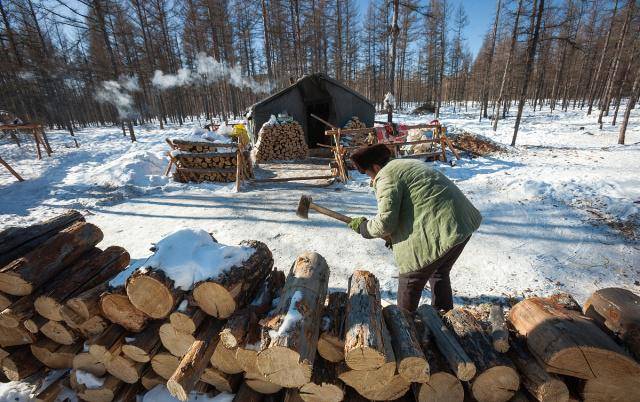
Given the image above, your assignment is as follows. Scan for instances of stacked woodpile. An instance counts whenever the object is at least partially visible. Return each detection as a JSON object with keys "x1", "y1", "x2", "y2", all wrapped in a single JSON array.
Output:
[
  {"x1": 168, "y1": 138, "x2": 251, "y2": 183},
  {"x1": 253, "y1": 119, "x2": 309, "y2": 162},
  {"x1": 2, "y1": 213, "x2": 639, "y2": 402},
  {"x1": 342, "y1": 116, "x2": 375, "y2": 146}
]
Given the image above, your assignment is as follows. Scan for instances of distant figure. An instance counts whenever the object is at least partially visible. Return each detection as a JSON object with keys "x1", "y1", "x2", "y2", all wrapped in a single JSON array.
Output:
[{"x1": 348, "y1": 144, "x2": 482, "y2": 312}]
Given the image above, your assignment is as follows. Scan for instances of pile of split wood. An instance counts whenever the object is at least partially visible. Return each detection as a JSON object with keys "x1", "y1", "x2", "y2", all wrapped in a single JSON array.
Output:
[
  {"x1": 1, "y1": 211, "x2": 639, "y2": 402},
  {"x1": 253, "y1": 119, "x2": 308, "y2": 162},
  {"x1": 168, "y1": 138, "x2": 251, "y2": 183}
]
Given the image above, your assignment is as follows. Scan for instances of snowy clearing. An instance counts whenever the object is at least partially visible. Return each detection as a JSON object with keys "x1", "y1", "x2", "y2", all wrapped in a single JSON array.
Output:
[{"x1": 1, "y1": 105, "x2": 639, "y2": 308}]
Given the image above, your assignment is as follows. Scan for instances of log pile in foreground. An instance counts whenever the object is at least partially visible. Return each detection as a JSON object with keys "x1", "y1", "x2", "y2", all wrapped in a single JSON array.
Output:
[
  {"x1": 2, "y1": 213, "x2": 640, "y2": 402},
  {"x1": 253, "y1": 119, "x2": 309, "y2": 162}
]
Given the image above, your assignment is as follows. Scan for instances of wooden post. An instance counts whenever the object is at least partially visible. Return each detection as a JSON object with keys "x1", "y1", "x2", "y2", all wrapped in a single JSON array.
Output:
[{"x1": 0, "y1": 156, "x2": 24, "y2": 181}]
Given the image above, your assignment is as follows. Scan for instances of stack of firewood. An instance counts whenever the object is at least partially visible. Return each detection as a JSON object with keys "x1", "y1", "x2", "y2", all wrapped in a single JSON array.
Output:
[
  {"x1": 2, "y1": 212, "x2": 640, "y2": 402},
  {"x1": 170, "y1": 139, "x2": 219, "y2": 153},
  {"x1": 253, "y1": 120, "x2": 309, "y2": 162}
]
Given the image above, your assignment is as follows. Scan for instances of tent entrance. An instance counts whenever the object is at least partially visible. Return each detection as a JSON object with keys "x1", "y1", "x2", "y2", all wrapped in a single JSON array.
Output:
[{"x1": 306, "y1": 101, "x2": 331, "y2": 148}]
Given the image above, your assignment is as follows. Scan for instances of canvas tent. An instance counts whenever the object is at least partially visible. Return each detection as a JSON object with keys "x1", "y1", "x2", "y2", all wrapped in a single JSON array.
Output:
[{"x1": 246, "y1": 74, "x2": 375, "y2": 148}]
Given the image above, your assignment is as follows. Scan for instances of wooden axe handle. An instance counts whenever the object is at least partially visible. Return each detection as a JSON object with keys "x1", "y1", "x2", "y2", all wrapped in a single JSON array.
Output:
[{"x1": 309, "y1": 203, "x2": 352, "y2": 224}]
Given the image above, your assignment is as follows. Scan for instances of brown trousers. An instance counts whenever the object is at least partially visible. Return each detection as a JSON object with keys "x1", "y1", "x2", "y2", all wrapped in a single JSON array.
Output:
[{"x1": 396, "y1": 237, "x2": 470, "y2": 313}]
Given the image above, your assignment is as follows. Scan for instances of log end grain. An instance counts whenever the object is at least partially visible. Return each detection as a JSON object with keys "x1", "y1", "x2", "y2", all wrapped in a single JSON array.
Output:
[
  {"x1": 126, "y1": 274, "x2": 175, "y2": 319},
  {"x1": 256, "y1": 346, "x2": 312, "y2": 388},
  {"x1": 33, "y1": 297, "x2": 64, "y2": 321},
  {"x1": 471, "y1": 365, "x2": 520, "y2": 402},
  {"x1": 211, "y1": 342, "x2": 244, "y2": 374},
  {"x1": 299, "y1": 381, "x2": 344, "y2": 402},
  {"x1": 159, "y1": 323, "x2": 195, "y2": 357},
  {"x1": 317, "y1": 334, "x2": 345, "y2": 363},
  {"x1": 106, "y1": 355, "x2": 142, "y2": 384},
  {"x1": 40, "y1": 320, "x2": 77, "y2": 345},
  {"x1": 151, "y1": 352, "x2": 180, "y2": 380},
  {"x1": 100, "y1": 293, "x2": 147, "y2": 332},
  {"x1": 415, "y1": 372, "x2": 464, "y2": 402},
  {"x1": 399, "y1": 355, "x2": 430, "y2": 383},
  {"x1": 192, "y1": 281, "x2": 236, "y2": 318},
  {"x1": 170, "y1": 311, "x2": 197, "y2": 335},
  {"x1": 0, "y1": 271, "x2": 32, "y2": 296},
  {"x1": 344, "y1": 346, "x2": 386, "y2": 371},
  {"x1": 73, "y1": 352, "x2": 106, "y2": 377},
  {"x1": 244, "y1": 371, "x2": 283, "y2": 394}
]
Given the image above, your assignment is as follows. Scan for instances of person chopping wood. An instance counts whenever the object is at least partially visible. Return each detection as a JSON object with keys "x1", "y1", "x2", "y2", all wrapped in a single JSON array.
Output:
[{"x1": 348, "y1": 144, "x2": 482, "y2": 312}]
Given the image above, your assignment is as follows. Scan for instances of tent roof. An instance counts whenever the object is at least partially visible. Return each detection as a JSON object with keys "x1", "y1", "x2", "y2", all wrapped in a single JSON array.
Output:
[{"x1": 247, "y1": 73, "x2": 373, "y2": 116}]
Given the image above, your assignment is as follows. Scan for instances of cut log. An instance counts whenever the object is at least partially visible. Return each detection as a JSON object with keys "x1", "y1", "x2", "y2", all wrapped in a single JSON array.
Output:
[
  {"x1": 192, "y1": 240, "x2": 274, "y2": 318},
  {"x1": 200, "y1": 366, "x2": 241, "y2": 393},
  {"x1": 121, "y1": 320, "x2": 162, "y2": 363},
  {"x1": 343, "y1": 270, "x2": 390, "y2": 371},
  {"x1": 167, "y1": 318, "x2": 224, "y2": 401},
  {"x1": 355, "y1": 371, "x2": 411, "y2": 401},
  {"x1": 30, "y1": 338, "x2": 82, "y2": 368},
  {"x1": 160, "y1": 322, "x2": 195, "y2": 357},
  {"x1": 125, "y1": 269, "x2": 183, "y2": 319},
  {"x1": 24, "y1": 314, "x2": 47, "y2": 333},
  {"x1": 415, "y1": 304, "x2": 476, "y2": 381},
  {"x1": 0, "y1": 247, "x2": 102, "y2": 328},
  {"x1": 41, "y1": 320, "x2": 79, "y2": 345},
  {"x1": 577, "y1": 375, "x2": 640, "y2": 402},
  {"x1": 283, "y1": 389, "x2": 305, "y2": 402},
  {"x1": 220, "y1": 269, "x2": 285, "y2": 349},
  {"x1": 383, "y1": 304, "x2": 429, "y2": 383},
  {"x1": 112, "y1": 381, "x2": 144, "y2": 402},
  {"x1": 210, "y1": 340, "x2": 243, "y2": 374},
  {"x1": 105, "y1": 354, "x2": 145, "y2": 383},
  {"x1": 488, "y1": 304, "x2": 509, "y2": 353},
  {"x1": 141, "y1": 367, "x2": 165, "y2": 390},
  {"x1": 0, "y1": 210, "x2": 85, "y2": 267},
  {"x1": 74, "y1": 352, "x2": 107, "y2": 377},
  {"x1": 0, "y1": 221, "x2": 103, "y2": 296},
  {"x1": 508, "y1": 295, "x2": 640, "y2": 379},
  {"x1": 583, "y1": 287, "x2": 640, "y2": 360},
  {"x1": 99, "y1": 286, "x2": 148, "y2": 332},
  {"x1": 508, "y1": 338, "x2": 569, "y2": 402},
  {"x1": 256, "y1": 252, "x2": 329, "y2": 388},
  {"x1": 233, "y1": 382, "x2": 264, "y2": 402},
  {"x1": 75, "y1": 315, "x2": 109, "y2": 339},
  {"x1": 88, "y1": 323, "x2": 126, "y2": 363},
  {"x1": 63, "y1": 283, "x2": 108, "y2": 324},
  {"x1": 74, "y1": 372, "x2": 121, "y2": 402},
  {"x1": 0, "y1": 292, "x2": 15, "y2": 311},
  {"x1": 299, "y1": 356, "x2": 345, "y2": 402},
  {"x1": 317, "y1": 291, "x2": 347, "y2": 363},
  {"x1": 170, "y1": 304, "x2": 207, "y2": 335},
  {"x1": 34, "y1": 373, "x2": 67, "y2": 402},
  {"x1": 1, "y1": 346, "x2": 43, "y2": 380},
  {"x1": 152, "y1": 351, "x2": 180, "y2": 379},
  {"x1": 444, "y1": 308, "x2": 519, "y2": 402},
  {"x1": 0, "y1": 324, "x2": 35, "y2": 347},
  {"x1": 35, "y1": 246, "x2": 130, "y2": 321}
]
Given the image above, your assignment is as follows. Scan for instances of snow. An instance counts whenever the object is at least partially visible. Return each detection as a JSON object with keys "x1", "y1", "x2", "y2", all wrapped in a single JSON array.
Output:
[
  {"x1": 142, "y1": 385, "x2": 234, "y2": 402},
  {"x1": 1, "y1": 103, "x2": 639, "y2": 308},
  {"x1": 182, "y1": 127, "x2": 233, "y2": 144},
  {"x1": 177, "y1": 299, "x2": 189, "y2": 312},
  {"x1": 269, "y1": 290, "x2": 304, "y2": 338},
  {"x1": 0, "y1": 381, "x2": 36, "y2": 401},
  {"x1": 74, "y1": 370, "x2": 104, "y2": 389},
  {"x1": 140, "y1": 228, "x2": 256, "y2": 290}
]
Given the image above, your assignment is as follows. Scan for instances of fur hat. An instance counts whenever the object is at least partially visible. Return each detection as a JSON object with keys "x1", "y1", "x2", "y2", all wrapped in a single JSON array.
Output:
[{"x1": 350, "y1": 144, "x2": 392, "y2": 173}]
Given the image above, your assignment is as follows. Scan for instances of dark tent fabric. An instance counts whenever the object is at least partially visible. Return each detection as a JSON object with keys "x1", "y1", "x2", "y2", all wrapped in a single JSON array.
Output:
[{"x1": 246, "y1": 74, "x2": 375, "y2": 148}]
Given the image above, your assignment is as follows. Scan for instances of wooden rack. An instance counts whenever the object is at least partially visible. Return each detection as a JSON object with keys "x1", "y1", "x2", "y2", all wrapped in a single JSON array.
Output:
[{"x1": 0, "y1": 124, "x2": 53, "y2": 160}]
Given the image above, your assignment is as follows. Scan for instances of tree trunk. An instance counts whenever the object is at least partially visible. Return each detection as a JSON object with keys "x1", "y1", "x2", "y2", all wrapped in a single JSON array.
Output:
[
  {"x1": 256, "y1": 252, "x2": 329, "y2": 388},
  {"x1": 444, "y1": 308, "x2": 520, "y2": 402},
  {"x1": 0, "y1": 221, "x2": 103, "y2": 296},
  {"x1": 488, "y1": 304, "x2": 509, "y2": 353},
  {"x1": 100, "y1": 286, "x2": 148, "y2": 332},
  {"x1": 583, "y1": 287, "x2": 640, "y2": 360},
  {"x1": 299, "y1": 357, "x2": 345, "y2": 402},
  {"x1": 0, "y1": 210, "x2": 84, "y2": 267},
  {"x1": 387, "y1": 0, "x2": 400, "y2": 123},
  {"x1": 30, "y1": 338, "x2": 82, "y2": 369},
  {"x1": 382, "y1": 304, "x2": 429, "y2": 383},
  {"x1": 414, "y1": 304, "x2": 476, "y2": 381},
  {"x1": 343, "y1": 270, "x2": 389, "y2": 371},
  {"x1": 508, "y1": 295, "x2": 640, "y2": 379},
  {"x1": 480, "y1": 0, "x2": 502, "y2": 121},
  {"x1": 317, "y1": 291, "x2": 347, "y2": 363},
  {"x1": 617, "y1": 67, "x2": 639, "y2": 144},
  {"x1": 1, "y1": 346, "x2": 43, "y2": 380}
]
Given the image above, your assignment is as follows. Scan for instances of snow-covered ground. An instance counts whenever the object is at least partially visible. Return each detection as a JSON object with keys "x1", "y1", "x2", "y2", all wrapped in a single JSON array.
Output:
[{"x1": 1, "y1": 104, "x2": 639, "y2": 314}]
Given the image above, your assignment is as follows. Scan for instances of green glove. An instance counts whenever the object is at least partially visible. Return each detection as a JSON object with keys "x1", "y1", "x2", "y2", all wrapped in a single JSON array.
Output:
[{"x1": 347, "y1": 217, "x2": 367, "y2": 233}]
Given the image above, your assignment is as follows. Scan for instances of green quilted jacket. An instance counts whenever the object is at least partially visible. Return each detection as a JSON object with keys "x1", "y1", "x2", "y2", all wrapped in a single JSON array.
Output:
[{"x1": 363, "y1": 159, "x2": 482, "y2": 274}]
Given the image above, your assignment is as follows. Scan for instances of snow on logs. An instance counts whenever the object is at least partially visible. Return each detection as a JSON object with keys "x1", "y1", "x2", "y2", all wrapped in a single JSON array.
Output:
[
  {"x1": 444, "y1": 308, "x2": 520, "y2": 402},
  {"x1": 256, "y1": 252, "x2": 330, "y2": 388},
  {"x1": 125, "y1": 229, "x2": 273, "y2": 319},
  {"x1": 508, "y1": 294, "x2": 640, "y2": 380}
]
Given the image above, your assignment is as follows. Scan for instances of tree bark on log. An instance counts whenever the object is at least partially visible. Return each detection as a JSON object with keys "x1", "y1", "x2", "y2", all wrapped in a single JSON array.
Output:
[
  {"x1": 583, "y1": 287, "x2": 640, "y2": 360},
  {"x1": 0, "y1": 292, "x2": 15, "y2": 311},
  {"x1": 100, "y1": 286, "x2": 148, "y2": 332},
  {"x1": 192, "y1": 240, "x2": 274, "y2": 318},
  {"x1": 35, "y1": 246, "x2": 130, "y2": 321},
  {"x1": 121, "y1": 320, "x2": 162, "y2": 363},
  {"x1": 0, "y1": 221, "x2": 103, "y2": 296},
  {"x1": 299, "y1": 356, "x2": 345, "y2": 402},
  {"x1": 152, "y1": 351, "x2": 180, "y2": 379},
  {"x1": 508, "y1": 338, "x2": 569, "y2": 402},
  {"x1": 317, "y1": 291, "x2": 347, "y2": 363},
  {"x1": 160, "y1": 322, "x2": 196, "y2": 357},
  {"x1": 489, "y1": 304, "x2": 509, "y2": 353},
  {"x1": 233, "y1": 382, "x2": 264, "y2": 402},
  {"x1": 0, "y1": 324, "x2": 35, "y2": 347},
  {"x1": 30, "y1": 338, "x2": 82, "y2": 369},
  {"x1": 344, "y1": 270, "x2": 388, "y2": 371},
  {"x1": 167, "y1": 318, "x2": 224, "y2": 401},
  {"x1": 73, "y1": 352, "x2": 106, "y2": 377},
  {"x1": 170, "y1": 304, "x2": 206, "y2": 335},
  {"x1": 1, "y1": 346, "x2": 43, "y2": 380},
  {"x1": 415, "y1": 304, "x2": 476, "y2": 381},
  {"x1": 0, "y1": 210, "x2": 84, "y2": 267},
  {"x1": 508, "y1": 295, "x2": 640, "y2": 379},
  {"x1": 256, "y1": 252, "x2": 329, "y2": 388},
  {"x1": 383, "y1": 304, "x2": 429, "y2": 383},
  {"x1": 444, "y1": 308, "x2": 520, "y2": 402},
  {"x1": 88, "y1": 323, "x2": 127, "y2": 363},
  {"x1": 41, "y1": 320, "x2": 79, "y2": 345},
  {"x1": 34, "y1": 373, "x2": 67, "y2": 402},
  {"x1": 412, "y1": 310, "x2": 464, "y2": 402}
]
